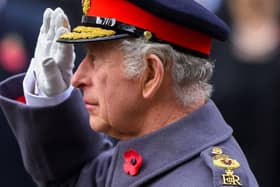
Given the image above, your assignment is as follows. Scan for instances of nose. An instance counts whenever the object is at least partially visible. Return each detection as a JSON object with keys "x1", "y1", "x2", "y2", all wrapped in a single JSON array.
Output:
[{"x1": 71, "y1": 57, "x2": 91, "y2": 88}]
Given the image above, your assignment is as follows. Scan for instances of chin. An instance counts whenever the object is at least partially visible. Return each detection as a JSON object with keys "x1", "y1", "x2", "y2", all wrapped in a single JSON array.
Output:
[{"x1": 89, "y1": 117, "x2": 110, "y2": 133}]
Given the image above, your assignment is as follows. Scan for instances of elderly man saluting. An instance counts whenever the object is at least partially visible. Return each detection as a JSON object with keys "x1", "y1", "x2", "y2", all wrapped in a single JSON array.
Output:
[{"x1": 0, "y1": 0, "x2": 258, "y2": 186}]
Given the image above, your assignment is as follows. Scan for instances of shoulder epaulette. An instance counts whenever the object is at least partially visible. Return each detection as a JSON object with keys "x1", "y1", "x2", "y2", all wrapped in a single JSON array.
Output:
[{"x1": 201, "y1": 146, "x2": 245, "y2": 186}]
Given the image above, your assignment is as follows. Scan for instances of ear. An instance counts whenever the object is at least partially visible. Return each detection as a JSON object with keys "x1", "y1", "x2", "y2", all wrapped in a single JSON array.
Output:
[{"x1": 141, "y1": 54, "x2": 165, "y2": 99}]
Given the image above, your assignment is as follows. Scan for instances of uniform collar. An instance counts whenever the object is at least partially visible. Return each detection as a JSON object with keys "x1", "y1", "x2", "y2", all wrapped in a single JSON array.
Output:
[{"x1": 106, "y1": 100, "x2": 233, "y2": 186}]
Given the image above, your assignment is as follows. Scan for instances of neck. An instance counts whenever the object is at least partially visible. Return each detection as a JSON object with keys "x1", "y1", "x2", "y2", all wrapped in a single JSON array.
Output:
[{"x1": 134, "y1": 96, "x2": 205, "y2": 138}]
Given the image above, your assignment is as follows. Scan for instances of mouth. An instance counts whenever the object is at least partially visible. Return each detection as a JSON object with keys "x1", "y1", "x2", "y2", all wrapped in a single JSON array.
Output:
[{"x1": 84, "y1": 100, "x2": 99, "y2": 112}]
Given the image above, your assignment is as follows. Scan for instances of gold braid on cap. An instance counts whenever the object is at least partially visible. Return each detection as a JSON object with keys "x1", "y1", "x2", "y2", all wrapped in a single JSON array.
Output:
[
  {"x1": 59, "y1": 26, "x2": 116, "y2": 40},
  {"x1": 82, "y1": 0, "x2": 91, "y2": 15}
]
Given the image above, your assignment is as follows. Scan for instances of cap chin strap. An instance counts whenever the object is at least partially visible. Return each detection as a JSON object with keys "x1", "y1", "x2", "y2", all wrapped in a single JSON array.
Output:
[{"x1": 82, "y1": 16, "x2": 153, "y2": 39}]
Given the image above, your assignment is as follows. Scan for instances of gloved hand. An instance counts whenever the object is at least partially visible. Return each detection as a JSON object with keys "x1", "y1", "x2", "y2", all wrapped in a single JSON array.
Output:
[{"x1": 24, "y1": 7, "x2": 75, "y2": 97}]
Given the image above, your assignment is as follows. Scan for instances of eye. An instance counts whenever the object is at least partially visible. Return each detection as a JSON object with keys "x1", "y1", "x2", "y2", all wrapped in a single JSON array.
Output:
[
  {"x1": 84, "y1": 47, "x2": 96, "y2": 65},
  {"x1": 91, "y1": 54, "x2": 96, "y2": 62},
  {"x1": 88, "y1": 53, "x2": 96, "y2": 65}
]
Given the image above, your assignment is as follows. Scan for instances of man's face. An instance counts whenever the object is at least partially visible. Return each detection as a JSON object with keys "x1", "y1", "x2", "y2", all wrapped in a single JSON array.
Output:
[{"x1": 71, "y1": 40, "x2": 145, "y2": 139}]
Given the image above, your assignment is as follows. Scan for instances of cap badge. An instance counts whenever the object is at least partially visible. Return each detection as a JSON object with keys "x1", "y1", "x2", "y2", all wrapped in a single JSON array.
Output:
[
  {"x1": 82, "y1": 0, "x2": 91, "y2": 15},
  {"x1": 212, "y1": 147, "x2": 242, "y2": 186},
  {"x1": 96, "y1": 17, "x2": 117, "y2": 27}
]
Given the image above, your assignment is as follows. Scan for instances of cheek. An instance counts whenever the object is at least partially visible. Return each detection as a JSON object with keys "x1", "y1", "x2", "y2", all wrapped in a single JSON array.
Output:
[
  {"x1": 94, "y1": 71, "x2": 123, "y2": 123},
  {"x1": 104, "y1": 79, "x2": 142, "y2": 129},
  {"x1": 95, "y1": 73, "x2": 110, "y2": 113},
  {"x1": 94, "y1": 66, "x2": 142, "y2": 132},
  {"x1": 87, "y1": 74, "x2": 112, "y2": 132}
]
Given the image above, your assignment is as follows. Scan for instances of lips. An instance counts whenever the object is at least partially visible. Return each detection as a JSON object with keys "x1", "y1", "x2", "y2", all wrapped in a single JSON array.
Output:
[{"x1": 84, "y1": 99, "x2": 99, "y2": 112}]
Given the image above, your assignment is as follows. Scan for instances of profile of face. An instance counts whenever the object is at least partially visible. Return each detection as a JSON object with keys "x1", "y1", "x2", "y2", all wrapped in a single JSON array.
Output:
[{"x1": 71, "y1": 40, "x2": 147, "y2": 139}]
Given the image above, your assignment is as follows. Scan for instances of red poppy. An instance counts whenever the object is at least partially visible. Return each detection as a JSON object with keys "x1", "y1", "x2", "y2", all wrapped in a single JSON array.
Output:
[
  {"x1": 123, "y1": 149, "x2": 143, "y2": 176},
  {"x1": 16, "y1": 96, "x2": 26, "y2": 104}
]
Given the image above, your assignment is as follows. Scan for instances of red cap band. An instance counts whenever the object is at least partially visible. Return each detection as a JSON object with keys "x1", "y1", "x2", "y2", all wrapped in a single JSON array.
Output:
[{"x1": 88, "y1": 0, "x2": 212, "y2": 56}]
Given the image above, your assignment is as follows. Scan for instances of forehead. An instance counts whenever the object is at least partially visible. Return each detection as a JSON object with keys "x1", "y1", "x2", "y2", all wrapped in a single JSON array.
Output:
[{"x1": 84, "y1": 39, "x2": 123, "y2": 52}]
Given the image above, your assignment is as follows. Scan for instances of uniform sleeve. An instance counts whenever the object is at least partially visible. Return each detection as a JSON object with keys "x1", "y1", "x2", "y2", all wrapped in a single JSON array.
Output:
[{"x1": 0, "y1": 74, "x2": 111, "y2": 186}]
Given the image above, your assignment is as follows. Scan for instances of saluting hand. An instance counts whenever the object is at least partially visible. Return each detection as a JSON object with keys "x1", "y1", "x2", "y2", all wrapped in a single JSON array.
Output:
[{"x1": 24, "y1": 7, "x2": 75, "y2": 97}]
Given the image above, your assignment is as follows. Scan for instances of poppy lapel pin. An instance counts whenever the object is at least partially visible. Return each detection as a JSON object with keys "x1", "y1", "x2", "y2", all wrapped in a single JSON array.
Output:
[{"x1": 123, "y1": 149, "x2": 143, "y2": 176}]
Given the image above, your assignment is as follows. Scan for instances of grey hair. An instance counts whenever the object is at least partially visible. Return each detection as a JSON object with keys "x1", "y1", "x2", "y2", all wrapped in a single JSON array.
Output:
[{"x1": 120, "y1": 38, "x2": 214, "y2": 106}]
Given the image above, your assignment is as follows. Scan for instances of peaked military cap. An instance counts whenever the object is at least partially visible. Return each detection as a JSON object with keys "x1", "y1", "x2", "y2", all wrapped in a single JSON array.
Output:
[{"x1": 58, "y1": 0, "x2": 229, "y2": 58}]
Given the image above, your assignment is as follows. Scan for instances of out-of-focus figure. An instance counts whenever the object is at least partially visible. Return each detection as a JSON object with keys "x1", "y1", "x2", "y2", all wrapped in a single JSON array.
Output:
[
  {"x1": 228, "y1": 0, "x2": 279, "y2": 62},
  {"x1": 212, "y1": 0, "x2": 280, "y2": 186},
  {"x1": 0, "y1": 34, "x2": 27, "y2": 73}
]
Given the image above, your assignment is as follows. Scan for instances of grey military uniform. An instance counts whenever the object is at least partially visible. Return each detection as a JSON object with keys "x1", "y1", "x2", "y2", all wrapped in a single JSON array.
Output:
[{"x1": 0, "y1": 74, "x2": 259, "y2": 187}]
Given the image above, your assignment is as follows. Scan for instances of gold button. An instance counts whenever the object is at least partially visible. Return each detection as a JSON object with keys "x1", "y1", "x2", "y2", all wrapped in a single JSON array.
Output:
[{"x1": 144, "y1": 31, "x2": 152, "y2": 40}]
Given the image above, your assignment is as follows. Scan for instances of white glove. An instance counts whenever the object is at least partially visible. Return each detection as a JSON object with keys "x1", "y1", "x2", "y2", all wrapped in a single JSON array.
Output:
[{"x1": 24, "y1": 7, "x2": 75, "y2": 97}]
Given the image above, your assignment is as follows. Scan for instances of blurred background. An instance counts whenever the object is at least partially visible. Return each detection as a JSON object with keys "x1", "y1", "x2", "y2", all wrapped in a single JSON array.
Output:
[
  {"x1": 0, "y1": 1, "x2": 83, "y2": 186},
  {"x1": 0, "y1": 0, "x2": 279, "y2": 186},
  {"x1": 211, "y1": 0, "x2": 280, "y2": 186}
]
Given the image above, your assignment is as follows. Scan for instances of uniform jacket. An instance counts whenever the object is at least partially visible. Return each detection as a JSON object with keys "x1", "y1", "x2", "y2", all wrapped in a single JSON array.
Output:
[{"x1": 0, "y1": 74, "x2": 259, "y2": 187}]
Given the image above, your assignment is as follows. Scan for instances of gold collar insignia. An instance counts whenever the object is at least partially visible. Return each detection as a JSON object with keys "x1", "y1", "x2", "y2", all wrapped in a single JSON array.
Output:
[{"x1": 212, "y1": 147, "x2": 243, "y2": 186}]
